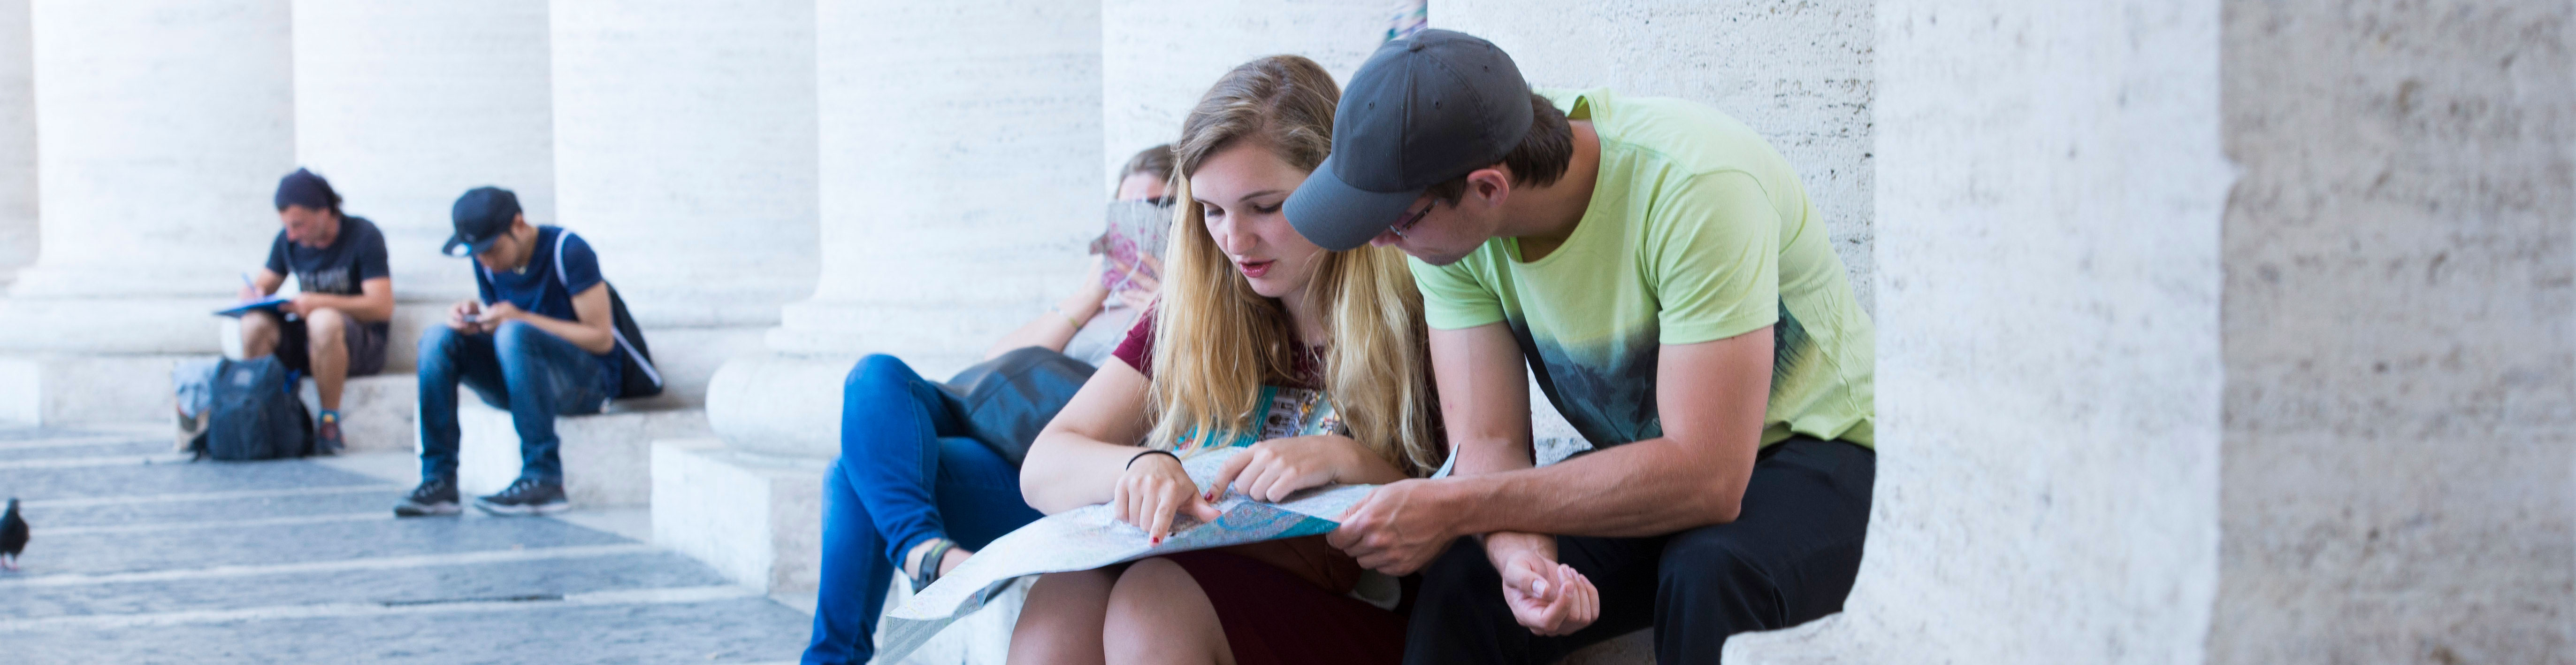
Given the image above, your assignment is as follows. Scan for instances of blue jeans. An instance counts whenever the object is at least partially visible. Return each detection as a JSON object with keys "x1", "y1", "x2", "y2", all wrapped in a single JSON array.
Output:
[
  {"x1": 801, "y1": 355, "x2": 1045, "y2": 665},
  {"x1": 415, "y1": 321, "x2": 612, "y2": 484}
]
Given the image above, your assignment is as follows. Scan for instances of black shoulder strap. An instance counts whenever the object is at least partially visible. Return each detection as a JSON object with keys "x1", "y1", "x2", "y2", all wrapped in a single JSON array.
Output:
[{"x1": 554, "y1": 230, "x2": 663, "y2": 391}]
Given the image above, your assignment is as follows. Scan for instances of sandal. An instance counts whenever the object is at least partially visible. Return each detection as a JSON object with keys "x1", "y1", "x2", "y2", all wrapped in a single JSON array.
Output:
[{"x1": 908, "y1": 538, "x2": 957, "y2": 593}]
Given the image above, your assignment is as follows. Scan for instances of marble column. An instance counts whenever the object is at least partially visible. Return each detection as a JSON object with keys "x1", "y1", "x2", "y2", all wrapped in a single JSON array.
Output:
[
  {"x1": 289, "y1": 0, "x2": 555, "y2": 307},
  {"x1": 0, "y1": 0, "x2": 295, "y2": 353},
  {"x1": 548, "y1": 0, "x2": 818, "y2": 407},
  {"x1": 706, "y1": 0, "x2": 1102, "y2": 456},
  {"x1": 0, "y1": 0, "x2": 295, "y2": 423},
  {"x1": 1746, "y1": 0, "x2": 2231, "y2": 662},
  {"x1": 0, "y1": 0, "x2": 32, "y2": 290}
]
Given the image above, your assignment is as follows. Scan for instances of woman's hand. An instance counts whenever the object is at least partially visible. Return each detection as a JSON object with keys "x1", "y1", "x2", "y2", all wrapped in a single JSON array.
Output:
[
  {"x1": 1207, "y1": 435, "x2": 1372, "y2": 503},
  {"x1": 1112, "y1": 451, "x2": 1222, "y2": 545},
  {"x1": 1110, "y1": 255, "x2": 1161, "y2": 310}
]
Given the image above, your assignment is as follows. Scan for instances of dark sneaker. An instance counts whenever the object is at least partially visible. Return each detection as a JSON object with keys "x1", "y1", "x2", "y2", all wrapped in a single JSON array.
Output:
[
  {"x1": 394, "y1": 478, "x2": 461, "y2": 518},
  {"x1": 313, "y1": 413, "x2": 344, "y2": 456},
  {"x1": 474, "y1": 478, "x2": 567, "y2": 516}
]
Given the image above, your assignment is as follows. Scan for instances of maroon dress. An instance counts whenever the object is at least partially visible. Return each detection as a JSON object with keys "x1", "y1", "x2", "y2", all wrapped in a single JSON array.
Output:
[{"x1": 1110, "y1": 314, "x2": 1410, "y2": 665}]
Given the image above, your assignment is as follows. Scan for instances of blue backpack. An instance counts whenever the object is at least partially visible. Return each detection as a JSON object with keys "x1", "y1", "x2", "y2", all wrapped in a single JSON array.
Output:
[{"x1": 196, "y1": 356, "x2": 313, "y2": 461}]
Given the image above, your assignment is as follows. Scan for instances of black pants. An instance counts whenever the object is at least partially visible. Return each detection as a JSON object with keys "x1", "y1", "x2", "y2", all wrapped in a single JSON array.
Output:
[{"x1": 1404, "y1": 436, "x2": 1874, "y2": 665}]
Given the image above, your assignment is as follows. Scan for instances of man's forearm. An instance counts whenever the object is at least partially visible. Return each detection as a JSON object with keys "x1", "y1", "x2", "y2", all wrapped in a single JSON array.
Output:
[
  {"x1": 510, "y1": 313, "x2": 615, "y2": 354},
  {"x1": 1445, "y1": 435, "x2": 1753, "y2": 538}
]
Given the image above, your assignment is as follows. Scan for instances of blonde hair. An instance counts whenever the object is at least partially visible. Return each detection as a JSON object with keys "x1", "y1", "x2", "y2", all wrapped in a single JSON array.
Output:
[{"x1": 1145, "y1": 55, "x2": 1441, "y2": 476}]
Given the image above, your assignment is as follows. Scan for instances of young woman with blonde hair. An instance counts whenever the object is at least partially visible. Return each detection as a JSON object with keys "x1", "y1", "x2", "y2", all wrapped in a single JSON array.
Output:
[{"x1": 1009, "y1": 54, "x2": 1443, "y2": 665}]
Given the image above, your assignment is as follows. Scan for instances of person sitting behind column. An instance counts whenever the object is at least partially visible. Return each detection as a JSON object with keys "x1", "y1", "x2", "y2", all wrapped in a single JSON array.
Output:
[
  {"x1": 394, "y1": 187, "x2": 630, "y2": 518},
  {"x1": 798, "y1": 144, "x2": 1173, "y2": 665},
  {"x1": 235, "y1": 168, "x2": 394, "y2": 454}
]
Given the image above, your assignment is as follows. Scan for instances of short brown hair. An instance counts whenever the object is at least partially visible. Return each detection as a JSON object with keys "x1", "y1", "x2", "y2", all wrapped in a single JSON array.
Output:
[
  {"x1": 1121, "y1": 143, "x2": 1176, "y2": 185},
  {"x1": 1422, "y1": 93, "x2": 1572, "y2": 204}
]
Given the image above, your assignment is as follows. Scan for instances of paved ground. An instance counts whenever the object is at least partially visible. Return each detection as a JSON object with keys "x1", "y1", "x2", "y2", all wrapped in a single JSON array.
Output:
[{"x1": 0, "y1": 424, "x2": 812, "y2": 665}]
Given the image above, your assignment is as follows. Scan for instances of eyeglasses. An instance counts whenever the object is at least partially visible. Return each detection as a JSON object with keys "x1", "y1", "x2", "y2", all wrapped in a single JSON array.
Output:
[{"x1": 1388, "y1": 201, "x2": 1433, "y2": 239}]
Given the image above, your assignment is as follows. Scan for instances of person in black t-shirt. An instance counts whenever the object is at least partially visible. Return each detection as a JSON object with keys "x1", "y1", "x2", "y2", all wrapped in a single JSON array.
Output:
[{"x1": 236, "y1": 168, "x2": 394, "y2": 454}]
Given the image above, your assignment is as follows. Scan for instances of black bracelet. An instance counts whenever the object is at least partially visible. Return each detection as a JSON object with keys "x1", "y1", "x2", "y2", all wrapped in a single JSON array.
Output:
[{"x1": 1126, "y1": 448, "x2": 1179, "y2": 470}]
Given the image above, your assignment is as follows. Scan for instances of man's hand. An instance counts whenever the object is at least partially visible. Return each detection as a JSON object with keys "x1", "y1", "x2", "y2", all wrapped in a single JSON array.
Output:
[
  {"x1": 1111, "y1": 452, "x2": 1223, "y2": 546},
  {"x1": 279, "y1": 294, "x2": 316, "y2": 317},
  {"x1": 474, "y1": 301, "x2": 526, "y2": 330},
  {"x1": 1328, "y1": 479, "x2": 1462, "y2": 575},
  {"x1": 1207, "y1": 435, "x2": 1363, "y2": 503},
  {"x1": 446, "y1": 300, "x2": 484, "y2": 333},
  {"x1": 1498, "y1": 547, "x2": 1598, "y2": 636}
]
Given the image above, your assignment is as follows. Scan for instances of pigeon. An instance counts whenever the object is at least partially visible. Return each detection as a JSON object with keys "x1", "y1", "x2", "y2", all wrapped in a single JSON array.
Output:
[{"x1": 0, "y1": 497, "x2": 25, "y2": 571}]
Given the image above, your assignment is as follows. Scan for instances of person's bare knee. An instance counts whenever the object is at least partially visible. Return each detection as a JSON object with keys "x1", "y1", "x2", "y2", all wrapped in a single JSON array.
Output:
[
  {"x1": 1009, "y1": 569, "x2": 1118, "y2": 665},
  {"x1": 238, "y1": 311, "x2": 281, "y2": 358},
  {"x1": 1104, "y1": 558, "x2": 1233, "y2": 665},
  {"x1": 305, "y1": 308, "x2": 348, "y2": 345}
]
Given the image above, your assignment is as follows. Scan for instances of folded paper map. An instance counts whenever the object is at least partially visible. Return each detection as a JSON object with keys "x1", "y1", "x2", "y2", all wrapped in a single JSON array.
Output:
[
  {"x1": 1090, "y1": 200, "x2": 1169, "y2": 295},
  {"x1": 876, "y1": 446, "x2": 1373, "y2": 663}
]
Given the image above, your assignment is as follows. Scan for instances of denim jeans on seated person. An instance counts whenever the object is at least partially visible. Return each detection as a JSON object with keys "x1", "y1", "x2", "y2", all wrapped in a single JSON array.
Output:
[
  {"x1": 803, "y1": 355, "x2": 1045, "y2": 665},
  {"x1": 415, "y1": 320, "x2": 612, "y2": 485}
]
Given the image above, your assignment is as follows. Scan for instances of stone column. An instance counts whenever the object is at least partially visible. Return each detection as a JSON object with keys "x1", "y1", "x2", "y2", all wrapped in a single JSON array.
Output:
[
  {"x1": 289, "y1": 0, "x2": 554, "y2": 308},
  {"x1": 0, "y1": 0, "x2": 32, "y2": 289},
  {"x1": 548, "y1": 0, "x2": 818, "y2": 407},
  {"x1": 2211, "y1": 1, "x2": 2575, "y2": 662},
  {"x1": 1752, "y1": 1, "x2": 2232, "y2": 662},
  {"x1": 0, "y1": 0, "x2": 295, "y2": 423},
  {"x1": 705, "y1": 0, "x2": 1102, "y2": 456}
]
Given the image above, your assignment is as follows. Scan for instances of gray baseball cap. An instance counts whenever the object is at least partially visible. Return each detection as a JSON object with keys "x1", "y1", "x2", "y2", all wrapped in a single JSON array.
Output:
[{"x1": 1285, "y1": 29, "x2": 1533, "y2": 251}]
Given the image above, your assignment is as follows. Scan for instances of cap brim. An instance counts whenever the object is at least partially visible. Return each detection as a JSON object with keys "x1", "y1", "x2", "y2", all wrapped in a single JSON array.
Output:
[
  {"x1": 1286, "y1": 154, "x2": 1427, "y2": 252},
  {"x1": 441, "y1": 234, "x2": 498, "y2": 258}
]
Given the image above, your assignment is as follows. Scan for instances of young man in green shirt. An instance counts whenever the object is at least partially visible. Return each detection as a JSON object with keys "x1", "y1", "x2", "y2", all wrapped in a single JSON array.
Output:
[{"x1": 1292, "y1": 30, "x2": 1876, "y2": 663}]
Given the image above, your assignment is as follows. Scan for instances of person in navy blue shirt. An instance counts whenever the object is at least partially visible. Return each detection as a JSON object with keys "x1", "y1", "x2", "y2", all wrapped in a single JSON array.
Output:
[
  {"x1": 397, "y1": 186, "x2": 627, "y2": 517},
  {"x1": 237, "y1": 168, "x2": 394, "y2": 453}
]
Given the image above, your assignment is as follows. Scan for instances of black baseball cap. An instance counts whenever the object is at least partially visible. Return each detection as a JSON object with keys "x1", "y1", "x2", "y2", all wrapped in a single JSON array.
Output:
[
  {"x1": 1285, "y1": 29, "x2": 1533, "y2": 251},
  {"x1": 444, "y1": 186, "x2": 520, "y2": 257}
]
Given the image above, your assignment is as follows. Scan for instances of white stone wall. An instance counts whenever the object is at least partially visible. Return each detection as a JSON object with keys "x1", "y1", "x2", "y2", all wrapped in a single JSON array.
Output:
[
  {"x1": 1099, "y1": 0, "x2": 1389, "y2": 189},
  {"x1": 290, "y1": 0, "x2": 555, "y2": 304},
  {"x1": 1738, "y1": 1, "x2": 2232, "y2": 663},
  {"x1": 0, "y1": 0, "x2": 31, "y2": 287},
  {"x1": 1435, "y1": 0, "x2": 1876, "y2": 315},
  {"x1": 2212, "y1": 1, "x2": 2576, "y2": 662},
  {"x1": 548, "y1": 0, "x2": 818, "y2": 329}
]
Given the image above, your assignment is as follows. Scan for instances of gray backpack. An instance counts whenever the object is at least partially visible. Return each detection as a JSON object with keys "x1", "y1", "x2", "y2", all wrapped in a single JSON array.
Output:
[{"x1": 196, "y1": 356, "x2": 313, "y2": 461}]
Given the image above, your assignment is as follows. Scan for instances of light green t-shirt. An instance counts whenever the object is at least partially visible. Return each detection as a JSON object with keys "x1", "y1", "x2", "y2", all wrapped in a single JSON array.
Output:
[{"x1": 1411, "y1": 88, "x2": 1875, "y2": 448}]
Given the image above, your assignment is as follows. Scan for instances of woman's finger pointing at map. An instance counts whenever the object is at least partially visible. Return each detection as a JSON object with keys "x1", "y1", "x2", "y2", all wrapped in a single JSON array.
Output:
[{"x1": 1208, "y1": 448, "x2": 1256, "y2": 501}]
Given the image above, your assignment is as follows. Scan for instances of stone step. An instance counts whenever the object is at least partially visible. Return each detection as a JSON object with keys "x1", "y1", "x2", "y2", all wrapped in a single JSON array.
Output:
[
  {"x1": 9, "y1": 306, "x2": 765, "y2": 427},
  {"x1": 649, "y1": 439, "x2": 825, "y2": 602},
  {"x1": 456, "y1": 404, "x2": 710, "y2": 507},
  {"x1": 298, "y1": 374, "x2": 416, "y2": 454},
  {"x1": 651, "y1": 438, "x2": 1026, "y2": 664}
]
